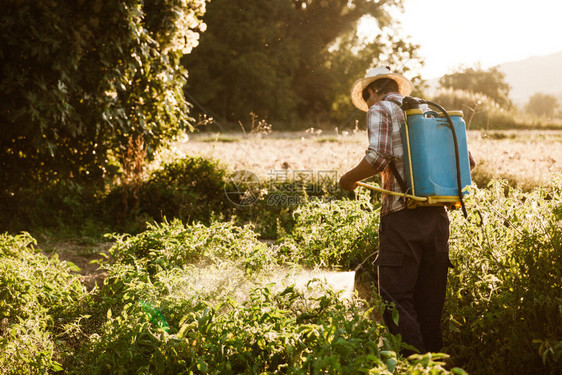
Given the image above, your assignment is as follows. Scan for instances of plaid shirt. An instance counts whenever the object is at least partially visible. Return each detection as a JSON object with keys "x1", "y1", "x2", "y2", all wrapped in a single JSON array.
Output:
[{"x1": 364, "y1": 93, "x2": 407, "y2": 216}]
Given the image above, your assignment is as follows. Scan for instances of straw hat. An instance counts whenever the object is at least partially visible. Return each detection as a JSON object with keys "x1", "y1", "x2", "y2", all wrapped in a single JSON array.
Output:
[{"x1": 351, "y1": 66, "x2": 413, "y2": 112}]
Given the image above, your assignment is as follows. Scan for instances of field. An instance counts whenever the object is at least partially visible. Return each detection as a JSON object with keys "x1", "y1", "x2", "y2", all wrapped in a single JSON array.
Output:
[
  {"x1": 6, "y1": 1, "x2": 562, "y2": 373},
  {"x1": 176, "y1": 129, "x2": 562, "y2": 190},
  {"x1": 1, "y1": 130, "x2": 561, "y2": 374}
]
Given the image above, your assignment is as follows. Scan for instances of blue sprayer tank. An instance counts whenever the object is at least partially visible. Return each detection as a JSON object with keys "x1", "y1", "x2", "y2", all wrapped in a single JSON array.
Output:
[{"x1": 401, "y1": 108, "x2": 471, "y2": 207}]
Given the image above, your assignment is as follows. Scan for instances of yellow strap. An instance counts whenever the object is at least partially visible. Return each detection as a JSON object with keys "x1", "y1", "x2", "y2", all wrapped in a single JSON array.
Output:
[
  {"x1": 356, "y1": 181, "x2": 428, "y2": 202},
  {"x1": 404, "y1": 114, "x2": 416, "y2": 195}
]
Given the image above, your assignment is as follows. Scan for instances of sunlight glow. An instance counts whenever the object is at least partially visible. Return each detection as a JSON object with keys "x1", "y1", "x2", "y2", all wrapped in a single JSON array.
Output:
[{"x1": 360, "y1": 0, "x2": 562, "y2": 79}]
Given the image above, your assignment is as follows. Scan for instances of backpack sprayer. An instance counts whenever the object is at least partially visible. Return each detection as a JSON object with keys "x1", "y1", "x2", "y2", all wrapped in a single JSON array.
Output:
[{"x1": 356, "y1": 97, "x2": 472, "y2": 218}]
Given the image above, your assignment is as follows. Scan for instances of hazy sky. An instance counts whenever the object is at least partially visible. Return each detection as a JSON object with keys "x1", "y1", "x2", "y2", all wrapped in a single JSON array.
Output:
[{"x1": 390, "y1": 0, "x2": 562, "y2": 79}]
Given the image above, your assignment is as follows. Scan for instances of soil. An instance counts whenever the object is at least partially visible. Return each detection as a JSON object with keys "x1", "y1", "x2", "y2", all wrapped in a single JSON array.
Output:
[{"x1": 39, "y1": 239, "x2": 113, "y2": 291}]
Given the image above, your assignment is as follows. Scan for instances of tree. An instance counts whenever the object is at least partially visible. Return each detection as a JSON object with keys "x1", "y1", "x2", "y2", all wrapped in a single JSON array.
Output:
[
  {"x1": 183, "y1": 0, "x2": 416, "y2": 124},
  {"x1": 183, "y1": 0, "x2": 299, "y2": 122},
  {"x1": 525, "y1": 93, "x2": 559, "y2": 118},
  {"x1": 0, "y1": 0, "x2": 206, "y2": 191},
  {"x1": 326, "y1": 24, "x2": 422, "y2": 122},
  {"x1": 439, "y1": 66, "x2": 512, "y2": 108}
]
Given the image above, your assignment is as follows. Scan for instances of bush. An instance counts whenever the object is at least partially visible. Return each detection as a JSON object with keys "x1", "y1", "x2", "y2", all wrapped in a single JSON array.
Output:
[
  {"x1": 92, "y1": 286, "x2": 459, "y2": 374},
  {"x1": 93, "y1": 219, "x2": 283, "y2": 323},
  {"x1": 231, "y1": 198, "x2": 296, "y2": 240},
  {"x1": 0, "y1": 181, "x2": 105, "y2": 234},
  {"x1": 0, "y1": 155, "x2": 229, "y2": 235},
  {"x1": 444, "y1": 178, "x2": 562, "y2": 373},
  {"x1": 68, "y1": 217, "x2": 463, "y2": 374},
  {"x1": 0, "y1": 232, "x2": 89, "y2": 374},
  {"x1": 77, "y1": 277, "x2": 457, "y2": 374},
  {"x1": 75, "y1": 285, "x2": 438, "y2": 374},
  {"x1": 140, "y1": 156, "x2": 227, "y2": 223},
  {"x1": 102, "y1": 155, "x2": 228, "y2": 233},
  {"x1": 279, "y1": 190, "x2": 380, "y2": 270},
  {"x1": 227, "y1": 176, "x2": 351, "y2": 240},
  {"x1": 106, "y1": 219, "x2": 276, "y2": 276}
]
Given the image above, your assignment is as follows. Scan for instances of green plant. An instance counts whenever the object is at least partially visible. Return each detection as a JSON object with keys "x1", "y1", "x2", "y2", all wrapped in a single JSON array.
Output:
[
  {"x1": 0, "y1": 232, "x2": 89, "y2": 374},
  {"x1": 0, "y1": 180, "x2": 106, "y2": 234},
  {"x1": 140, "y1": 156, "x2": 227, "y2": 225},
  {"x1": 279, "y1": 190, "x2": 380, "y2": 269},
  {"x1": 1, "y1": 317, "x2": 62, "y2": 374},
  {"x1": 64, "y1": 214, "x2": 464, "y2": 374},
  {"x1": 75, "y1": 281, "x2": 459, "y2": 374},
  {"x1": 0, "y1": 0, "x2": 207, "y2": 191},
  {"x1": 106, "y1": 219, "x2": 276, "y2": 275},
  {"x1": 91, "y1": 219, "x2": 283, "y2": 320},
  {"x1": 101, "y1": 155, "x2": 229, "y2": 232},
  {"x1": 0, "y1": 233, "x2": 87, "y2": 325},
  {"x1": 444, "y1": 178, "x2": 562, "y2": 373}
]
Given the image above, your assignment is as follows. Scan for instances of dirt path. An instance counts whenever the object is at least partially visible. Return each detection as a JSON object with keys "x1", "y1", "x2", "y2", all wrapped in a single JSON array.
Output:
[{"x1": 39, "y1": 239, "x2": 113, "y2": 290}]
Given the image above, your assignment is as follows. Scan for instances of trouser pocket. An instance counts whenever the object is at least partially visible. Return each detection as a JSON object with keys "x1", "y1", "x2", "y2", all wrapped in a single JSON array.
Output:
[{"x1": 373, "y1": 249, "x2": 403, "y2": 267}]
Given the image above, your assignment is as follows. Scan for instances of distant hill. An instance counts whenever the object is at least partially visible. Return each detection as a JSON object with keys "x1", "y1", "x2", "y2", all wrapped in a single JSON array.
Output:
[
  {"x1": 499, "y1": 50, "x2": 562, "y2": 106},
  {"x1": 425, "y1": 51, "x2": 562, "y2": 107}
]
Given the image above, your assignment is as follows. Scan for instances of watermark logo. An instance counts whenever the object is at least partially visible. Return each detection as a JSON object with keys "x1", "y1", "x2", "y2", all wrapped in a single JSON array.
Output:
[
  {"x1": 224, "y1": 170, "x2": 261, "y2": 206},
  {"x1": 225, "y1": 169, "x2": 339, "y2": 206}
]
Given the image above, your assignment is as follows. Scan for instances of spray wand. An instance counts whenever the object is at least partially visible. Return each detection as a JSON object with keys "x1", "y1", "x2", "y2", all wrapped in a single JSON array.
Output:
[{"x1": 355, "y1": 181, "x2": 427, "y2": 202}]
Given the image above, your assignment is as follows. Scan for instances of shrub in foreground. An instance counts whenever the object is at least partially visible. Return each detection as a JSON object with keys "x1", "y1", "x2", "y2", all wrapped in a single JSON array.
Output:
[
  {"x1": 75, "y1": 283, "x2": 459, "y2": 375},
  {"x1": 0, "y1": 232, "x2": 88, "y2": 374},
  {"x1": 280, "y1": 190, "x2": 380, "y2": 270},
  {"x1": 445, "y1": 178, "x2": 562, "y2": 374},
  {"x1": 69, "y1": 218, "x2": 462, "y2": 374}
]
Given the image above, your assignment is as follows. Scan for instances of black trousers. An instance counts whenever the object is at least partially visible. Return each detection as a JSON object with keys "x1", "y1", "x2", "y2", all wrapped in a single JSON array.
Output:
[{"x1": 374, "y1": 206, "x2": 451, "y2": 354}]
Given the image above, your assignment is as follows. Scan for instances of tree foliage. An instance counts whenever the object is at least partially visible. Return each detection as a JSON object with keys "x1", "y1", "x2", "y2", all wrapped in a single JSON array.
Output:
[
  {"x1": 183, "y1": 0, "x2": 419, "y2": 123},
  {"x1": 525, "y1": 92, "x2": 559, "y2": 118},
  {"x1": 438, "y1": 66, "x2": 512, "y2": 108},
  {"x1": 0, "y1": 0, "x2": 206, "y2": 190}
]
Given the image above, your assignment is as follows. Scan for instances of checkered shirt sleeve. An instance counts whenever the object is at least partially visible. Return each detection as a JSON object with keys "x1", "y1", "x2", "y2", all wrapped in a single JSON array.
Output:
[{"x1": 364, "y1": 93, "x2": 407, "y2": 216}]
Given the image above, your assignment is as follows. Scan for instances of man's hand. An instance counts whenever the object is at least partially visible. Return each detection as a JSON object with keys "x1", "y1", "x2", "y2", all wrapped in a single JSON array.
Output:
[
  {"x1": 339, "y1": 173, "x2": 358, "y2": 191},
  {"x1": 339, "y1": 157, "x2": 378, "y2": 192}
]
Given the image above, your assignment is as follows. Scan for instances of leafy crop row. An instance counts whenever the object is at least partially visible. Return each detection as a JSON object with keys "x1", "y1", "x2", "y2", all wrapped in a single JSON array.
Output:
[
  {"x1": 66, "y1": 217, "x2": 458, "y2": 374},
  {"x1": 0, "y1": 233, "x2": 88, "y2": 373},
  {"x1": 279, "y1": 190, "x2": 380, "y2": 269},
  {"x1": 444, "y1": 178, "x2": 562, "y2": 374},
  {"x1": 76, "y1": 282, "x2": 455, "y2": 374},
  {"x1": 1, "y1": 175, "x2": 560, "y2": 374}
]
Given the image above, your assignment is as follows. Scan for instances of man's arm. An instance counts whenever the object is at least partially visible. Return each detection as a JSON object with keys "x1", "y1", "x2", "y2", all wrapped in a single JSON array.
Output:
[
  {"x1": 339, "y1": 104, "x2": 392, "y2": 191},
  {"x1": 339, "y1": 157, "x2": 378, "y2": 191}
]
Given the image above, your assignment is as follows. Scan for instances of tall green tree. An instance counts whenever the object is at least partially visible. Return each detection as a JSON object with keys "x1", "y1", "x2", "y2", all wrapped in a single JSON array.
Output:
[
  {"x1": 326, "y1": 23, "x2": 422, "y2": 122},
  {"x1": 439, "y1": 66, "x2": 512, "y2": 107},
  {"x1": 0, "y1": 0, "x2": 206, "y2": 190},
  {"x1": 183, "y1": 0, "x2": 417, "y2": 124},
  {"x1": 183, "y1": 0, "x2": 298, "y2": 122},
  {"x1": 288, "y1": 1, "x2": 418, "y2": 119}
]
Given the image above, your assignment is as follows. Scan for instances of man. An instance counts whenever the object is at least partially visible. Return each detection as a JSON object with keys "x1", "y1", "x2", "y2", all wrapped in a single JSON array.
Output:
[{"x1": 340, "y1": 66, "x2": 452, "y2": 355}]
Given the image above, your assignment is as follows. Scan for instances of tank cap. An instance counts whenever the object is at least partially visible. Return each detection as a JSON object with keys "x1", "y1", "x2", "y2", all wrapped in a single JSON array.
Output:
[{"x1": 401, "y1": 96, "x2": 425, "y2": 110}]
